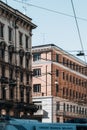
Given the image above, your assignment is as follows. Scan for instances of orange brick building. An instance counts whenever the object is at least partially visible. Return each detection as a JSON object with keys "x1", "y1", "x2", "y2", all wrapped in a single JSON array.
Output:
[{"x1": 32, "y1": 44, "x2": 87, "y2": 122}]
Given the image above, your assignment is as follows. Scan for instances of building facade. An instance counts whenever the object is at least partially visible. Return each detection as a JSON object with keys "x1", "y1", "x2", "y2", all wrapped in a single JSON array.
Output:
[
  {"x1": 0, "y1": 1, "x2": 37, "y2": 118},
  {"x1": 32, "y1": 44, "x2": 87, "y2": 123}
]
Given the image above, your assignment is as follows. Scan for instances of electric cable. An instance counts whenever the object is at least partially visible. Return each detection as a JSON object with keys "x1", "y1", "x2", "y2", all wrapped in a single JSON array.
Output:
[
  {"x1": 71, "y1": 0, "x2": 86, "y2": 63},
  {"x1": 6, "y1": 0, "x2": 87, "y2": 22}
]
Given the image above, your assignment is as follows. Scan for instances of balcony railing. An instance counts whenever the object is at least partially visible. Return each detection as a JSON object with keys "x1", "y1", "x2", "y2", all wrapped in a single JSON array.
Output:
[{"x1": 56, "y1": 110, "x2": 87, "y2": 118}]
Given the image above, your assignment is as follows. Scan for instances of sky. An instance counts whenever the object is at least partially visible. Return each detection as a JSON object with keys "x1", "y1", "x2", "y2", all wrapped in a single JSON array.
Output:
[{"x1": 1, "y1": 0, "x2": 87, "y2": 62}]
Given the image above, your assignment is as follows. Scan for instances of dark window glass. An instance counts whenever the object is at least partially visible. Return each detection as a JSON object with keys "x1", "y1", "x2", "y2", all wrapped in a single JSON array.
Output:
[
  {"x1": 70, "y1": 89, "x2": 72, "y2": 97},
  {"x1": 1, "y1": 50, "x2": 5, "y2": 60},
  {"x1": 8, "y1": 52, "x2": 13, "y2": 63},
  {"x1": 66, "y1": 88, "x2": 68, "y2": 96},
  {"x1": 1, "y1": 65, "x2": 5, "y2": 77},
  {"x1": 26, "y1": 74, "x2": 29, "y2": 84},
  {"x1": 20, "y1": 87, "x2": 24, "y2": 102},
  {"x1": 20, "y1": 72, "x2": 23, "y2": 82},
  {"x1": 33, "y1": 53, "x2": 41, "y2": 61},
  {"x1": 56, "y1": 102, "x2": 60, "y2": 110},
  {"x1": 67, "y1": 104, "x2": 69, "y2": 111},
  {"x1": 56, "y1": 84, "x2": 59, "y2": 92},
  {"x1": 70, "y1": 105, "x2": 72, "y2": 112},
  {"x1": 26, "y1": 87, "x2": 30, "y2": 103},
  {"x1": 63, "y1": 87, "x2": 65, "y2": 95},
  {"x1": 56, "y1": 54, "x2": 59, "y2": 62},
  {"x1": 26, "y1": 58, "x2": 29, "y2": 68},
  {"x1": 63, "y1": 72, "x2": 65, "y2": 80},
  {"x1": 20, "y1": 56, "x2": 23, "y2": 66},
  {"x1": 19, "y1": 32, "x2": 23, "y2": 45},
  {"x1": 25, "y1": 35, "x2": 29, "y2": 49},
  {"x1": 63, "y1": 103, "x2": 65, "y2": 111},
  {"x1": 33, "y1": 84, "x2": 41, "y2": 92},
  {"x1": 8, "y1": 27, "x2": 13, "y2": 41},
  {"x1": 33, "y1": 68, "x2": 41, "y2": 76},
  {"x1": 9, "y1": 88, "x2": 14, "y2": 99},
  {"x1": 2, "y1": 87, "x2": 6, "y2": 99},
  {"x1": 0, "y1": 22, "x2": 4, "y2": 38},
  {"x1": 9, "y1": 68, "x2": 13, "y2": 79}
]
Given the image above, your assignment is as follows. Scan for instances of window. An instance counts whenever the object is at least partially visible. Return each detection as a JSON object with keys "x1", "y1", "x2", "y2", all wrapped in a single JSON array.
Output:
[
  {"x1": 56, "y1": 54, "x2": 59, "y2": 62},
  {"x1": 70, "y1": 75, "x2": 72, "y2": 82},
  {"x1": 33, "y1": 84, "x2": 41, "y2": 92},
  {"x1": 0, "y1": 50, "x2": 5, "y2": 60},
  {"x1": 33, "y1": 53, "x2": 41, "y2": 61},
  {"x1": 76, "y1": 78, "x2": 78, "y2": 85},
  {"x1": 26, "y1": 74, "x2": 29, "y2": 84},
  {"x1": 20, "y1": 86, "x2": 24, "y2": 102},
  {"x1": 70, "y1": 105, "x2": 72, "y2": 112},
  {"x1": 9, "y1": 87, "x2": 14, "y2": 100},
  {"x1": 76, "y1": 91, "x2": 78, "y2": 99},
  {"x1": 70, "y1": 89, "x2": 72, "y2": 97},
  {"x1": 20, "y1": 72, "x2": 23, "y2": 82},
  {"x1": 79, "y1": 107, "x2": 81, "y2": 114},
  {"x1": 63, "y1": 72, "x2": 65, "y2": 80},
  {"x1": 66, "y1": 73, "x2": 68, "y2": 81},
  {"x1": 63, "y1": 87, "x2": 65, "y2": 95},
  {"x1": 56, "y1": 102, "x2": 60, "y2": 110},
  {"x1": 73, "y1": 77, "x2": 75, "y2": 84},
  {"x1": 63, "y1": 57, "x2": 66, "y2": 65},
  {"x1": 20, "y1": 56, "x2": 23, "y2": 66},
  {"x1": 67, "y1": 104, "x2": 69, "y2": 112},
  {"x1": 25, "y1": 35, "x2": 29, "y2": 49},
  {"x1": 70, "y1": 61, "x2": 72, "y2": 69},
  {"x1": 9, "y1": 68, "x2": 13, "y2": 79},
  {"x1": 67, "y1": 59, "x2": 69, "y2": 67},
  {"x1": 26, "y1": 58, "x2": 29, "y2": 68},
  {"x1": 26, "y1": 86, "x2": 30, "y2": 103},
  {"x1": 33, "y1": 68, "x2": 41, "y2": 76},
  {"x1": 0, "y1": 22, "x2": 4, "y2": 38},
  {"x1": 37, "y1": 105, "x2": 42, "y2": 110},
  {"x1": 8, "y1": 27, "x2": 13, "y2": 42},
  {"x1": 56, "y1": 69, "x2": 59, "y2": 77},
  {"x1": 63, "y1": 103, "x2": 66, "y2": 111},
  {"x1": 66, "y1": 88, "x2": 68, "y2": 96},
  {"x1": 73, "y1": 105, "x2": 75, "y2": 113},
  {"x1": 8, "y1": 52, "x2": 13, "y2": 63},
  {"x1": 1, "y1": 65, "x2": 5, "y2": 77},
  {"x1": 76, "y1": 106, "x2": 78, "y2": 113},
  {"x1": 19, "y1": 32, "x2": 23, "y2": 45},
  {"x1": 73, "y1": 90, "x2": 75, "y2": 98},
  {"x1": 2, "y1": 87, "x2": 6, "y2": 99},
  {"x1": 56, "y1": 84, "x2": 59, "y2": 93}
]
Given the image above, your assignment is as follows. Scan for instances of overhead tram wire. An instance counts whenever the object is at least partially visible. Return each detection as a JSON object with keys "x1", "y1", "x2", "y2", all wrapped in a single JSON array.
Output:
[
  {"x1": 71, "y1": 0, "x2": 87, "y2": 63},
  {"x1": 11, "y1": 0, "x2": 87, "y2": 61},
  {"x1": 12, "y1": 0, "x2": 87, "y2": 22}
]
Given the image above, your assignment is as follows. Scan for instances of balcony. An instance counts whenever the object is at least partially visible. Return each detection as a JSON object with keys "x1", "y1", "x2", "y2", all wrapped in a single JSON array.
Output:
[
  {"x1": 33, "y1": 92, "x2": 45, "y2": 97},
  {"x1": 34, "y1": 109, "x2": 48, "y2": 117},
  {"x1": 0, "y1": 41, "x2": 7, "y2": 50},
  {"x1": 8, "y1": 44, "x2": 14, "y2": 53},
  {"x1": 0, "y1": 76, "x2": 8, "y2": 84},
  {"x1": 56, "y1": 110, "x2": 87, "y2": 118},
  {"x1": 19, "y1": 49, "x2": 25, "y2": 57}
]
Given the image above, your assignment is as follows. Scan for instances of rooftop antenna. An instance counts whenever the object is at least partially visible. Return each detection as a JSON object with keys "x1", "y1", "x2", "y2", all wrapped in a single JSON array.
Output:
[
  {"x1": 22, "y1": 0, "x2": 27, "y2": 15},
  {"x1": 6, "y1": 0, "x2": 8, "y2": 4},
  {"x1": 23, "y1": 6, "x2": 27, "y2": 15}
]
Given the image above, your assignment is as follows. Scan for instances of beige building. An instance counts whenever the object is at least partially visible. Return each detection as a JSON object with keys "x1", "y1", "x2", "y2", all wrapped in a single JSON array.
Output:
[
  {"x1": 0, "y1": 1, "x2": 37, "y2": 118},
  {"x1": 32, "y1": 44, "x2": 87, "y2": 122}
]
